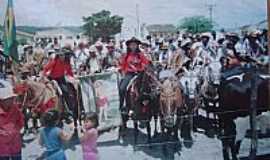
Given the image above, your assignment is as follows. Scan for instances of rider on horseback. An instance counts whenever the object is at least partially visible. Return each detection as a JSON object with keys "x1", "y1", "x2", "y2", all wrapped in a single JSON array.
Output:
[
  {"x1": 118, "y1": 37, "x2": 150, "y2": 113},
  {"x1": 42, "y1": 47, "x2": 75, "y2": 116}
]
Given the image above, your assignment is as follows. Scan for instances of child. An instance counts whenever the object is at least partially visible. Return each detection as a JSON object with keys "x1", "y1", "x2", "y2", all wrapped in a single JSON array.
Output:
[
  {"x1": 39, "y1": 110, "x2": 73, "y2": 160},
  {"x1": 79, "y1": 112, "x2": 99, "y2": 160},
  {"x1": 94, "y1": 80, "x2": 109, "y2": 123}
]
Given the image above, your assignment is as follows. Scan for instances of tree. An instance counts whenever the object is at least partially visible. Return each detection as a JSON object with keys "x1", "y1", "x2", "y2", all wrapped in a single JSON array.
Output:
[
  {"x1": 82, "y1": 10, "x2": 124, "y2": 42},
  {"x1": 177, "y1": 16, "x2": 214, "y2": 34}
]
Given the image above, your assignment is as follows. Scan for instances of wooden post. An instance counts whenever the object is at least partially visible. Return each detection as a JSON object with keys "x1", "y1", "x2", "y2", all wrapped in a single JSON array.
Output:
[
  {"x1": 249, "y1": 67, "x2": 258, "y2": 160},
  {"x1": 268, "y1": 0, "x2": 270, "y2": 55}
]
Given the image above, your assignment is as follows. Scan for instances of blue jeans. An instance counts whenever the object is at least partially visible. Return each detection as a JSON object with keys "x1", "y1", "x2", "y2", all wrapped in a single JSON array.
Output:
[{"x1": 119, "y1": 73, "x2": 136, "y2": 110}]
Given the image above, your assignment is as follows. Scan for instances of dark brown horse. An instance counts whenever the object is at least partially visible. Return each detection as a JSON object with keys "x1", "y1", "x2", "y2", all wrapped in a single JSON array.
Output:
[
  {"x1": 218, "y1": 65, "x2": 270, "y2": 160},
  {"x1": 119, "y1": 65, "x2": 160, "y2": 146}
]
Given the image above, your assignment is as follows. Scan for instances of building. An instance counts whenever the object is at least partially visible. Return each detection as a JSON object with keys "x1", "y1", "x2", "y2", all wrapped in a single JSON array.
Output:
[
  {"x1": 34, "y1": 28, "x2": 80, "y2": 40},
  {"x1": 146, "y1": 24, "x2": 177, "y2": 37},
  {"x1": 0, "y1": 28, "x2": 35, "y2": 43}
]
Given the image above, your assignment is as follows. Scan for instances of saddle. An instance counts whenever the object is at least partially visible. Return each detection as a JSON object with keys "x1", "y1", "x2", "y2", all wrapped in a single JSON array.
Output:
[{"x1": 221, "y1": 66, "x2": 268, "y2": 94}]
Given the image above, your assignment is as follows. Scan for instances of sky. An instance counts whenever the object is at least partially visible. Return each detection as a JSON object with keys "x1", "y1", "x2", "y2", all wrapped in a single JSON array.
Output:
[{"x1": 0, "y1": 0, "x2": 267, "y2": 30}]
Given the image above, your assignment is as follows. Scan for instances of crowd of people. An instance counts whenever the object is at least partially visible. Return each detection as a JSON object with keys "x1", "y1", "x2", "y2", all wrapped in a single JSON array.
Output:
[{"x1": 0, "y1": 28, "x2": 268, "y2": 160}]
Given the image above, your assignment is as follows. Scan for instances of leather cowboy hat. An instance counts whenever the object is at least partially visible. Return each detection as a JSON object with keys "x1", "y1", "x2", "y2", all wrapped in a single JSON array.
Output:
[{"x1": 126, "y1": 37, "x2": 141, "y2": 46}]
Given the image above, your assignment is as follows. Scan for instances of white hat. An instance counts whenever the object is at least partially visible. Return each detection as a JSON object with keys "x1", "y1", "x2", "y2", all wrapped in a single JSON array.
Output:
[
  {"x1": 89, "y1": 46, "x2": 96, "y2": 52},
  {"x1": 95, "y1": 41, "x2": 103, "y2": 46},
  {"x1": 181, "y1": 38, "x2": 192, "y2": 47},
  {"x1": 191, "y1": 42, "x2": 202, "y2": 50},
  {"x1": 201, "y1": 32, "x2": 212, "y2": 38},
  {"x1": 0, "y1": 79, "x2": 17, "y2": 100}
]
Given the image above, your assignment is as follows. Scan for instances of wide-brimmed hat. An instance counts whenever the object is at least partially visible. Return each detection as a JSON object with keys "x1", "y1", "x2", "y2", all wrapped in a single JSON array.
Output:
[
  {"x1": 0, "y1": 79, "x2": 17, "y2": 100},
  {"x1": 95, "y1": 41, "x2": 103, "y2": 47},
  {"x1": 57, "y1": 47, "x2": 73, "y2": 56},
  {"x1": 226, "y1": 32, "x2": 239, "y2": 38},
  {"x1": 201, "y1": 32, "x2": 211, "y2": 38},
  {"x1": 181, "y1": 38, "x2": 192, "y2": 48},
  {"x1": 106, "y1": 42, "x2": 115, "y2": 48},
  {"x1": 160, "y1": 44, "x2": 169, "y2": 50},
  {"x1": 140, "y1": 40, "x2": 150, "y2": 47},
  {"x1": 126, "y1": 37, "x2": 141, "y2": 46},
  {"x1": 89, "y1": 46, "x2": 96, "y2": 53},
  {"x1": 249, "y1": 30, "x2": 261, "y2": 38}
]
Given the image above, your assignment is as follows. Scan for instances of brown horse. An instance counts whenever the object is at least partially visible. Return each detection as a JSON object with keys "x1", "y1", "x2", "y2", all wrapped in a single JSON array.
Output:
[
  {"x1": 14, "y1": 79, "x2": 63, "y2": 133},
  {"x1": 159, "y1": 76, "x2": 185, "y2": 151}
]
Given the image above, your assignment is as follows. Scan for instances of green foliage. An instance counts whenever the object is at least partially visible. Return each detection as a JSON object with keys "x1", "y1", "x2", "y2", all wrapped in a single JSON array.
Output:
[
  {"x1": 177, "y1": 16, "x2": 214, "y2": 34},
  {"x1": 82, "y1": 10, "x2": 124, "y2": 42}
]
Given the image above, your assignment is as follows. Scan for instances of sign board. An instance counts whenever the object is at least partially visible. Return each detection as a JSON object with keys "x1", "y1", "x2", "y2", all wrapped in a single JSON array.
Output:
[{"x1": 78, "y1": 72, "x2": 121, "y2": 128}]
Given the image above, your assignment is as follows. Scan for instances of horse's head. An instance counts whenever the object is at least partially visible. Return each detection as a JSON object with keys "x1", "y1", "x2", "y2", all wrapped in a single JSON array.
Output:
[
  {"x1": 139, "y1": 65, "x2": 160, "y2": 92},
  {"x1": 160, "y1": 78, "x2": 181, "y2": 128},
  {"x1": 180, "y1": 70, "x2": 201, "y2": 100},
  {"x1": 206, "y1": 61, "x2": 222, "y2": 86}
]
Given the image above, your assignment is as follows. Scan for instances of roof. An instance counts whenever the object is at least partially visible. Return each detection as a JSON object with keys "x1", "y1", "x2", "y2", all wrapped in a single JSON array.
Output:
[
  {"x1": 0, "y1": 28, "x2": 35, "y2": 39},
  {"x1": 146, "y1": 24, "x2": 176, "y2": 33},
  {"x1": 17, "y1": 30, "x2": 35, "y2": 38},
  {"x1": 35, "y1": 28, "x2": 79, "y2": 37}
]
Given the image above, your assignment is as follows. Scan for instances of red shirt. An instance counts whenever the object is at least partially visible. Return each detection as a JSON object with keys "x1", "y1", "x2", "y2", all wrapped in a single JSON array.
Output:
[
  {"x1": 119, "y1": 52, "x2": 149, "y2": 74},
  {"x1": 43, "y1": 58, "x2": 73, "y2": 79},
  {"x1": 0, "y1": 103, "x2": 24, "y2": 156}
]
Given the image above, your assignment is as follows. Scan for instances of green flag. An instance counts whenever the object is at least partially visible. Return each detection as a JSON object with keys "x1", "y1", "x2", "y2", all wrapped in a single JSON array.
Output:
[{"x1": 3, "y1": 0, "x2": 18, "y2": 61}]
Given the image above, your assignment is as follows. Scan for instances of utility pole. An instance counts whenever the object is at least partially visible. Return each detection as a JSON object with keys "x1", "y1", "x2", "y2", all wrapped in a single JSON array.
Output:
[
  {"x1": 206, "y1": 3, "x2": 216, "y2": 26},
  {"x1": 136, "y1": 4, "x2": 140, "y2": 38}
]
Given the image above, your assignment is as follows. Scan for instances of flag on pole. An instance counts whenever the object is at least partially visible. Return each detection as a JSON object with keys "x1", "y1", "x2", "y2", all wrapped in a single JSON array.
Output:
[{"x1": 3, "y1": 0, "x2": 18, "y2": 61}]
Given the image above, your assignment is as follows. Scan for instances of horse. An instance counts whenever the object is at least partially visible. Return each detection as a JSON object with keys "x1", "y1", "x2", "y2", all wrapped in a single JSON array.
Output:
[
  {"x1": 14, "y1": 79, "x2": 63, "y2": 134},
  {"x1": 15, "y1": 78, "x2": 85, "y2": 134},
  {"x1": 119, "y1": 65, "x2": 160, "y2": 146},
  {"x1": 159, "y1": 76, "x2": 185, "y2": 153},
  {"x1": 179, "y1": 69, "x2": 201, "y2": 138},
  {"x1": 200, "y1": 61, "x2": 222, "y2": 133},
  {"x1": 218, "y1": 65, "x2": 270, "y2": 160}
]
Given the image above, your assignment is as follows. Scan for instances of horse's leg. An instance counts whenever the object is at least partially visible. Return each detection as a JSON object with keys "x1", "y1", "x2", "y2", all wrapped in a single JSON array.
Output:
[
  {"x1": 160, "y1": 119, "x2": 168, "y2": 156},
  {"x1": 221, "y1": 118, "x2": 237, "y2": 160},
  {"x1": 32, "y1": 115, "x2": 38, "y2": 133},
  {"x1": 23, "y1": 108, "x2": 29, "y2": 134},
  {"x1": 221, "y1": 139, "x2": 230, "y2": 160},
  {"x1": 235, "y1": 140, "x2": 242, "y2": 155},
  {"x1": 134, "y1": 120, "x2": 139, "y2": 146},
  {"x1": 119, "y1": 114, "x2": 128, "y2": 139},
  {"x1": 190, "y1": 112, "x2": 193, "y2": 139},
  {"x1": 229, "y1": 122, "x2": 238, "y2": 160},
  {"x1": 154, "y1": 114, "x2": 158, "y2": 135},
  {"x1": 146, "y1": 120, "x2": 152, "y2": 146},
  {"x1": 230, "y1": 137, "x2": 239, "y2": 160}
]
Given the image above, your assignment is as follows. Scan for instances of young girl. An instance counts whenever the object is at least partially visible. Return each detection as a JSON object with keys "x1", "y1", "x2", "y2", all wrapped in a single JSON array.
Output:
[
  {"x1": 94, "y1": 80, "x2": 109, "y2": 123},
  {"x1": 79, "y1": 112, "x2": 99, "y2": 160},
  {"x1": 39, "y1": 110, "x2": 73, "y2": 160}
]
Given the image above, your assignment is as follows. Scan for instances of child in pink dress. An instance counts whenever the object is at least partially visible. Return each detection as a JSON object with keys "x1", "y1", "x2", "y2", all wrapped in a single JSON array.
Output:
[
  {"x1": 94, "y1": 80, "x2": 109, "y2": 123},
  {"x1": 79, "y1": 112, "x2": 99, "y2": 160}
]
